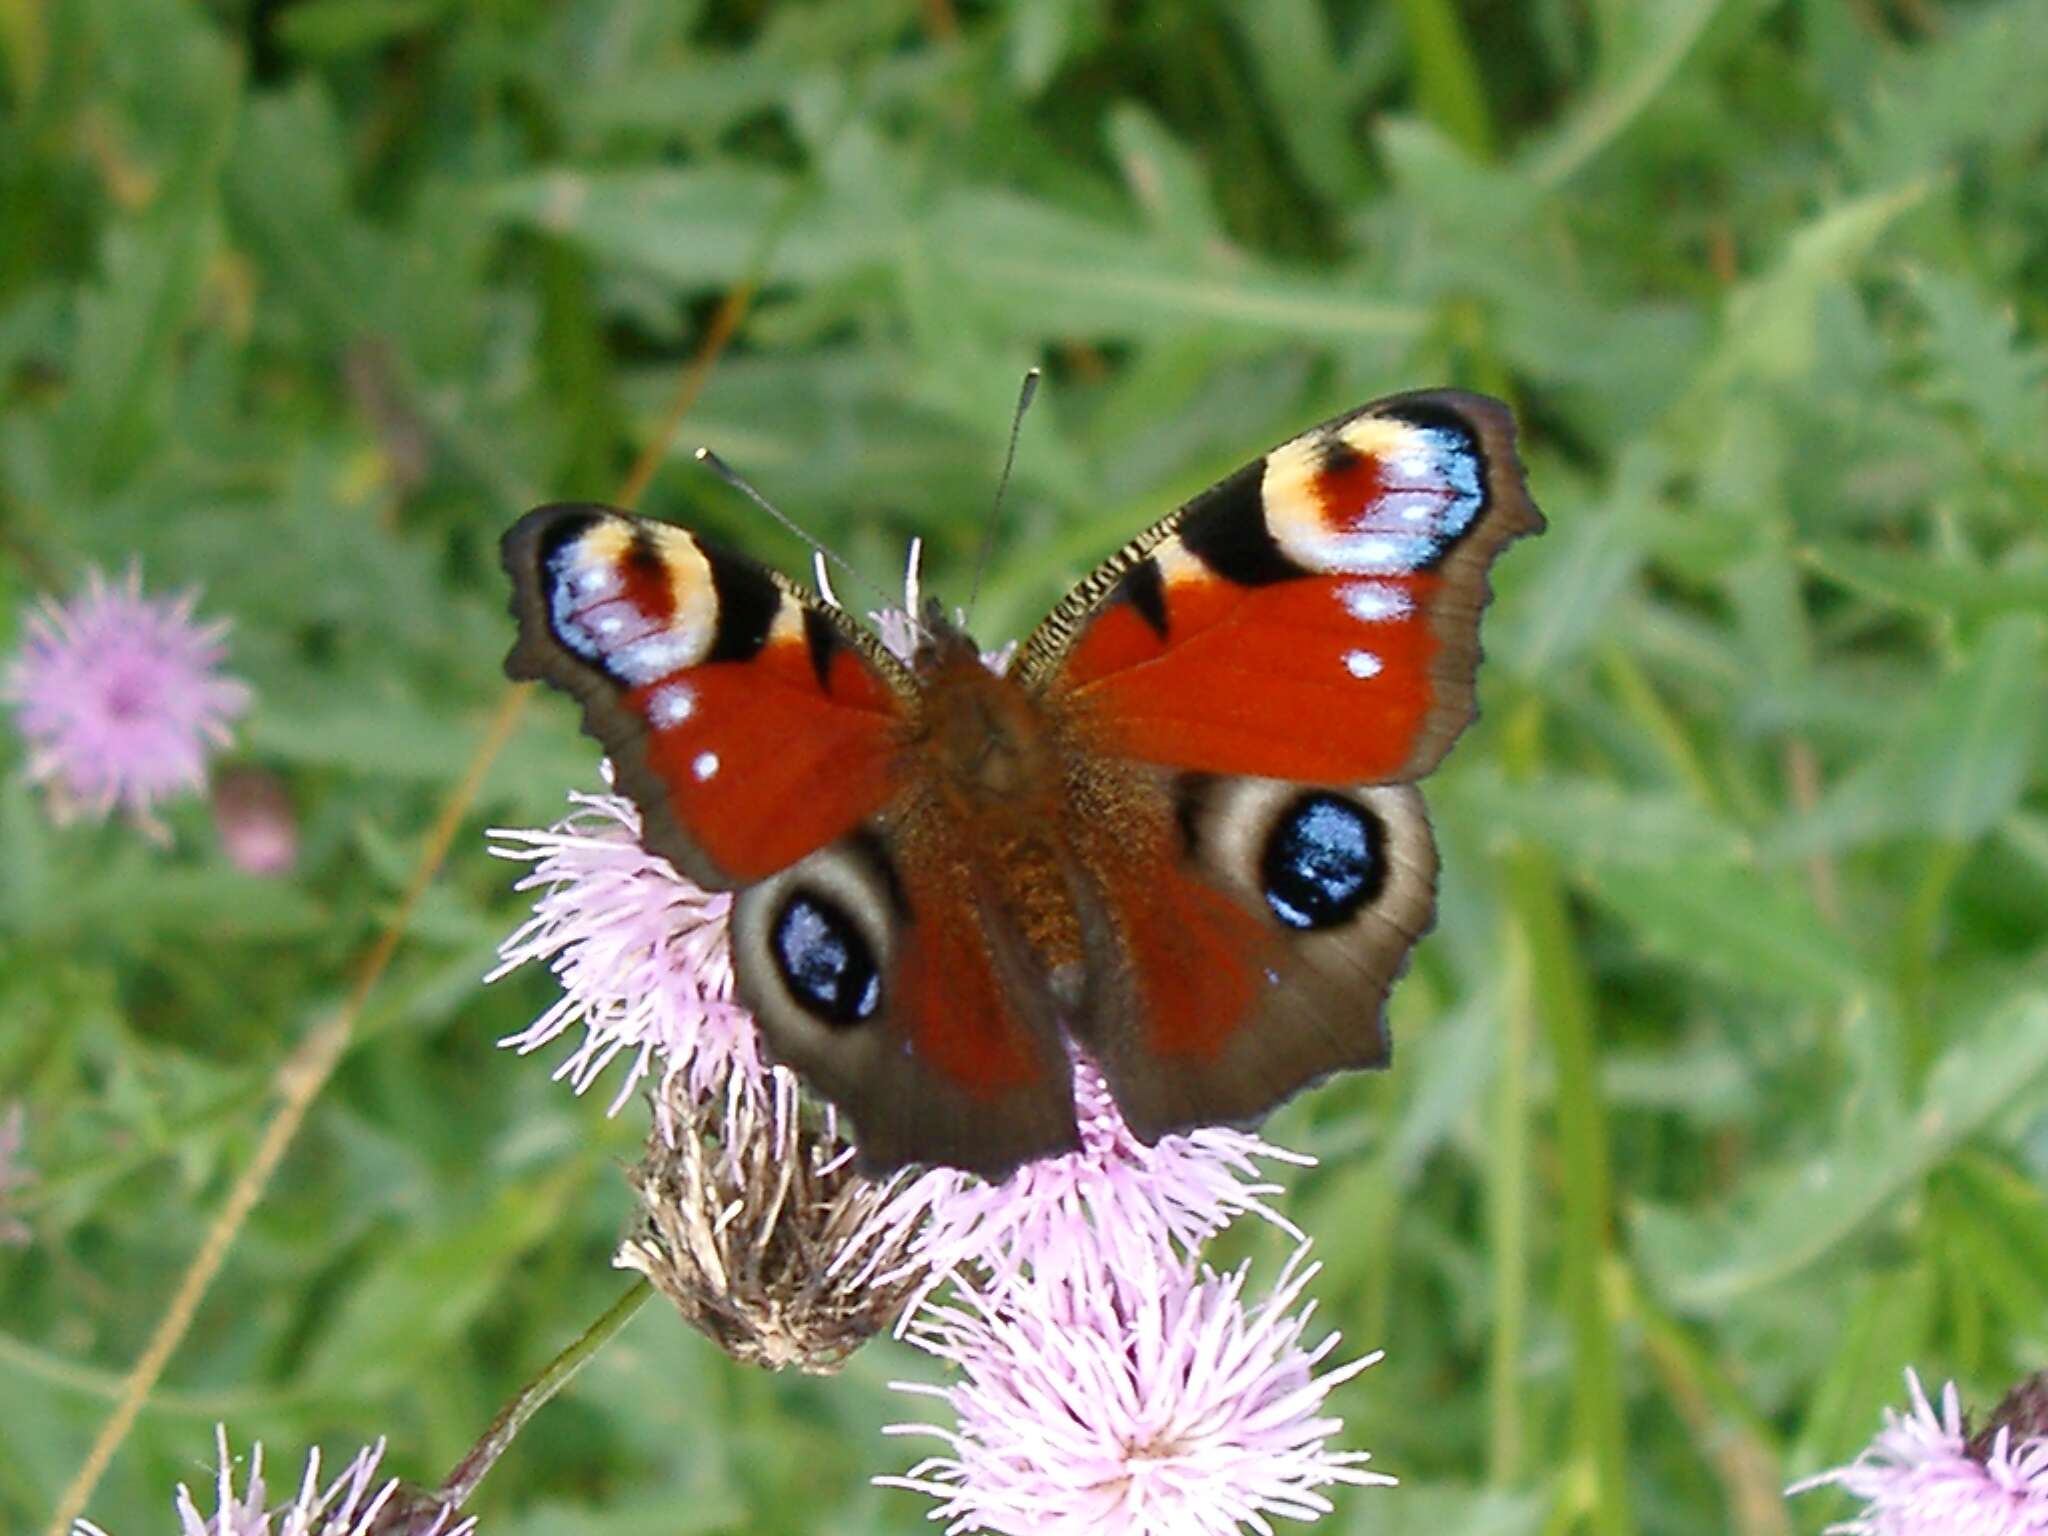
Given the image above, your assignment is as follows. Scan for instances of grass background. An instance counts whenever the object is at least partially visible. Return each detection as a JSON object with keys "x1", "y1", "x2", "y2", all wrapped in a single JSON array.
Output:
[{"x1": 3, "y1": 0, "x2": 2047, "y2": 1532}]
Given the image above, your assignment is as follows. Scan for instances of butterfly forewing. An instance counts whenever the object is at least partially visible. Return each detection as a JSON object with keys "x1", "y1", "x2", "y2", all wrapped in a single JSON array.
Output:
[
  {"x1": 503, "y1": 505, "x2": 918, "y2": 888},
  {"x1": 1017, "y1": 389, "x2": 1542, "y2": 785}
]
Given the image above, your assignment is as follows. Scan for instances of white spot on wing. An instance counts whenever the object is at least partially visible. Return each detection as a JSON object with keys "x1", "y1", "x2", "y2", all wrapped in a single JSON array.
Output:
[
  {"x1": 1336, "y1": 581, "x2": 1412, "y2": 623},
  {"x1": 692, "y1": 751, "x2": 720, "y2": 782},
  {"x1": 1344, "y1": 649, "x2": 1383, "y2": 679},
  {"x1": 649, "y1": 683, "x2": 697, "y2": 728},
  {"x1": 612, "y1": 631, "x2": 703, "y2": 685}
]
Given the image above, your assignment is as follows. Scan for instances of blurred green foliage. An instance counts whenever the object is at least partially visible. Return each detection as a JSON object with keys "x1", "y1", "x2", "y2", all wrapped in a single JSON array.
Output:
[{"x1": 3, "y1": 1, "x2": 2046, "y2": 1533}]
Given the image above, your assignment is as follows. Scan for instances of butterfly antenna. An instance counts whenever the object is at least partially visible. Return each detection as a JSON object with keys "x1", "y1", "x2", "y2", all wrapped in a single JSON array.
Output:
[
  {"x1": 965, "y1": 367, "x2": 1041, "y2": 620},
  {"x1": 694, "y1": 447, "x2": 885, "y2": 607}
]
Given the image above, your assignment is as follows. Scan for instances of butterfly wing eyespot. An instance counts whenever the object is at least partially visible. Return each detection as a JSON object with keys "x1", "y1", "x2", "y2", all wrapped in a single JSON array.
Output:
[{"x1": 1257, "y1": 790, "x2": 1389, "y2": 931}]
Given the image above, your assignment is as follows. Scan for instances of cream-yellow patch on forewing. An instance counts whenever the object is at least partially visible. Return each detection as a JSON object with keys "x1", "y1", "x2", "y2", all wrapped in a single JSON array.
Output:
[
  {"x1": 1258, "y1": 435, "x2": 1329, "y2": 552},
  {"x1": 1152, "y1": 536, "x2": 1213, "y2": 592},
  {"x1": 766, "y1": 592, "x2": 808, "y2": 649},
  {"x1": 646, "y1": 526, "x2": 719, "y2": 667},
  {"x1": 576, "y1": 517, "x2": 637, "y2": 569},
  {"x1": 1332, "y1": 414, "x2": 1422, "y2": 467}
]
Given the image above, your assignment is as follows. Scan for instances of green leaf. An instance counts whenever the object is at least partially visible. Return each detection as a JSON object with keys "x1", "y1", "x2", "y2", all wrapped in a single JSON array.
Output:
[
  {"x1": 1913, "y1": 271, "x2": 2048, "y2": 468},
  {"x1": 1396, "y1": 0, "x2": 1495, "y2": 157},
  {"x1": 1452, "y1": 772, "x2": 1752, "y2": 869},
  {"x1": 1580, "y1": 861, "x2": 1869, "y2": 1005},
  {"x1": 245, "y1": 697, "x2": 497, "y2": 782},
  {"x1": 1849, "y1": 0, "x2": 2048, "y2": 180},
  {"x1": 1708, "y1": 182, "x2": 1930, "y2": 385},
  {"x1": 303, "y1": 1172, "x2": 583, "y2": 1394},
  {"x1": 1918, "y1": 616, "x2": 2046, "y2": 841},
  {"x1": 1224, "y1": 0, "x2": 1372, "y2": 203},
  {"x1": 1349, "y1": 1484, "x2": 1549, "y2": 1536},
  {"x1": 1106, "y1": 105, "x2": 1223, "y2": 248},
  {"x1": 1636, "y1": 991, "x2": 2048, "y2": 1309},
  {"x1": 1792, "y1": 1265, "x2": 1936, "y2": 1469},
  {"x1": 55, "y1": 869, "x2": 329, "y2": 943},
  {"x1": 925, "y1": 190, "x2": 1428, "y2": 344},
  {"x1": 486, "y1": 166, "x2": 875, "y2": 290},
  {"x1": 277, "y1": 0, "x2": 454, "y2": 56},
  {"x1": 56, "y1": 215, "x2": 217, "y2": 496},
  {"x1": 1773, "y1": 615, "x2": 2045, "y2": 854},
  {"x1": 1006, "y1": 0, "x2": 1080, "y2": 96},
  {"x1": 1518, "y1": 0, "x2": 1725, "y2": 188},
  {"x1": 1801, "y1": 542, "x2": 2048, "y2": 625},
  {"x1": 1492, "y1": 446, "x2": 1656, "y2": 679}
]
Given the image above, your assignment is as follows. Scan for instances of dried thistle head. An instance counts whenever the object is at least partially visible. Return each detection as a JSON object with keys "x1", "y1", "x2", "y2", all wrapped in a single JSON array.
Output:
[{"x1": 616, "y1": 1069, "x2": 929, "y2": 1373}]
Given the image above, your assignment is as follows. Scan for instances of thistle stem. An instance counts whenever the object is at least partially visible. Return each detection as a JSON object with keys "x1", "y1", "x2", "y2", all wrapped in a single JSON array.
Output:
[{"x1": 435, "y1": 1280, "x2": 653, "y2": 1511}]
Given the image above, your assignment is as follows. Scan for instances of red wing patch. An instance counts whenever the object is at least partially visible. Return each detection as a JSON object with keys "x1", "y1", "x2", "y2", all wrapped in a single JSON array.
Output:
[
  {"x1": 1095, "y1": 850, "x2": 1271, "y2": 1061},
  {"x1": 632, "y1": 644, "x2": 901, "y2": 882},
  {"x1": 893, "y1": 873, "x2": 1054, "y2": 1100},
  {"x1": 1059, "y1": 569, "x2": 1442, "y2": 783}
]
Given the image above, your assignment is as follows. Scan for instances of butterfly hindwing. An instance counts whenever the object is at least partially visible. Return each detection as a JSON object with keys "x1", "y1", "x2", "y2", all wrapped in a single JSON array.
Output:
[
  {"x1": 1017, "y1": 389, "x2": 1541, "y2": 784},
  {"x1": 1064, "y1": 773, "x2": 1437, "y2": 1144},
  {"x1": 503, "y1": 504, "x2": 916, "y2": 888},
  {"x1": 729, "y1": 829, "x2": 1082, "y2": 1175}
]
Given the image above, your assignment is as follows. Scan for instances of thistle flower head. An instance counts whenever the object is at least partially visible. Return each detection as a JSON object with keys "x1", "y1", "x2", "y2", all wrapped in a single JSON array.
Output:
[
  {"x1": 74, "y1": 1426, "x2": 473, "y2": 1536},
  {"x1": 0, "y1": 1101, "x2": 31, "y2": 1247},
  {"x1": 615, "y1": 1065, "x2": 930, "y2": 1371},
  {"x1": 487, "y1": 769, "x2": 761, "y2": 1114},
  {"x1": 5, "y1": 566, "x2": 250, "y2": 840},
  {"x1": 859, "y1": 1054, "x2": 1305, "y2": 1302},
  {"x1": 1792, "y1": 1368, "x2": 2048, "y2": 1533},
  {"x1": 883, "y1": 1247, "x2": 1389, "y2": 1535}
]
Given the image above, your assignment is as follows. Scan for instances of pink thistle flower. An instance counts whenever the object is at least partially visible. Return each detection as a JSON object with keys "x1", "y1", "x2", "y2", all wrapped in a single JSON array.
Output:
[
  {"x1": 487, "y1": 767, "x2": 762, "y2": 1114},
  {"x1": 860, "y1": 1055, "x2": 1304, "y2": 1302},
  {"x1": 882, "y1": 1247, "x2": 1390, "y2": 1535},
  {"x1": 1791, "y1": 1369, "x2": 2048, "y2": 1533},
  {"x1": 74, "y1": 1425, "x2": 474, "y2": 1536},
  {"x1": 5, "y1": 567, "x2": 250, "y2": 841},
  {"x1": 0, "y1": 1101, "x2": 31, "y2": 1246}
]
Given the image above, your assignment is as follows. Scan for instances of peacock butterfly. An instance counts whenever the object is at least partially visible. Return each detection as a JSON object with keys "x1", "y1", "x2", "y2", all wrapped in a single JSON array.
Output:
[{"x1": 502, "y1": 389, "x2": 1543, "y2": 1178}]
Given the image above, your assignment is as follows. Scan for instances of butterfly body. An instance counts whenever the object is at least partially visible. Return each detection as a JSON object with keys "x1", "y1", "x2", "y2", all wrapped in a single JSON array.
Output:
[{"x1": 505, "y1": 390, "x2": 1542, "y2": 1178}]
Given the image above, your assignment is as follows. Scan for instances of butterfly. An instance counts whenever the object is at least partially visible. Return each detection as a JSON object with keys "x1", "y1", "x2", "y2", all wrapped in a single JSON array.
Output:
[{"x1": 502, "y1": 389, "x2": 1543, "y2": 1178}]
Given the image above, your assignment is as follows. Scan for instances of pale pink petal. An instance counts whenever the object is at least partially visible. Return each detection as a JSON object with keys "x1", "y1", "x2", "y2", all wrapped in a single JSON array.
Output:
[
  {"x1": 881, "y1": 1248, "x2": 1389, "y2": 1535},
  {"x1": 1792, "y1": 1369, "x2": 2048, "y2": 1534},
  {"x1": 76, "y1": 1426, "x2": 474, "y2": 1536},
  {"x1": 487, "y1": 766, "x2": 763, "y2": 1114}
]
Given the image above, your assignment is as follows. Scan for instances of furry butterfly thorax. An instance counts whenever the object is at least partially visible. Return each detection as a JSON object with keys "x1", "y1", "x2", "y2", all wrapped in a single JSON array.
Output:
[{"x1": 503, "y1": 389, "x2": 1544, "y2": 1178}]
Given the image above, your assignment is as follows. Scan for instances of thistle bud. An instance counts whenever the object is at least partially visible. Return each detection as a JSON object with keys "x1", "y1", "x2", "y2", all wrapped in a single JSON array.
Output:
[{"x1": 616, "y1": 1069, "x2": 929, "y2": 1372}]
